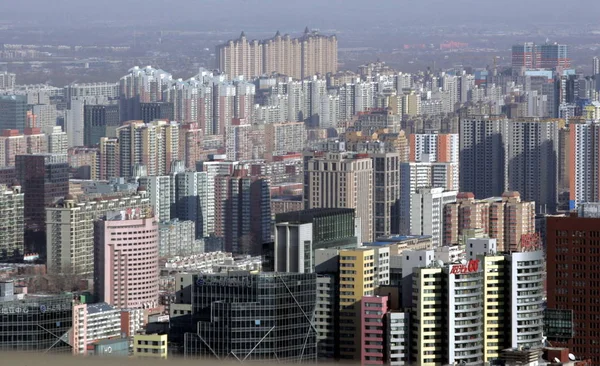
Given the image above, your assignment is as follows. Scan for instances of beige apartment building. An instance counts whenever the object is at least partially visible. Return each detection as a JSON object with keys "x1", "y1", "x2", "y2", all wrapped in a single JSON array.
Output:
[
  {"x1": 216, "y1": 28, "x2": 338, "y2": 80},
  {"x1": 304, "y1": 151, "x2": 373, "y2": 243}
]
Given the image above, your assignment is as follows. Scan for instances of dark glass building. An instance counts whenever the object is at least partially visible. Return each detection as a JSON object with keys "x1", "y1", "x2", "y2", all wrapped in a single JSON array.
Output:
[
  {"x1": 0, "y1": 95, "x2": 27, "y2": 132},
  {"x1": 84, "y1": 104, "x2": 120, "y2": 146},
  {"x1": 140, "y1": 102, "x2": 174, "y2": 123},
  {"x1": 0, "y1": 282, "x2": 73, "y2": 353},
  {"x1": 266, "y1": 208, "x2": 358, "y2": 273},
  {"x1": 180, "y1": 272, "x2": 317, "y2": 363}
]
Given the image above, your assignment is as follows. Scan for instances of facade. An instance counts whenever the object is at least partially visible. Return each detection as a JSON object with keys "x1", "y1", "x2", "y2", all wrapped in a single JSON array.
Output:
[
  {"x1": 134, "y1": 334, "x2": 168, "y2": 359},
  {"x1": 387, "y1": 311, "x2": 410, "y2": 366},
  {"x1": 270, "y1": 208, "x2": 359, "y2": 273},
  {"x1": 216, "y1": 29, "x2": 337, "y2": 80},
  {"x1": 304, "y1": 151, "x2": 374, "y2": 243},
  {"x1": 0, "y1": 95, "x2": 27, "y2": 132},
  {"x1": 84, "y1": 104, "x2": 120, "y2": 146},
  {"x1": 539, "y1": 43, "x2": 570, "y2": 69},
  {"x1": 46, "y1": 192, "x2": 151, "y2": 274},
  {"x1": 443, "y1": 192, "x2": 536, "y2": 252},
  {"x1": 117, "y1": 120, "x2": 180, "y2": 177},
  {"x1": 409, "y1": 187, "x2": 457, "y2": 247},
  {"x1": 138, "y1": 175, "x2": 172, "y2": 222},
  {"x1": 360, "y1": 295, "x2": 388, "y2": 365},
  {"x1": 264, "y1": 121, "x2": 306, "y2": 157},
  {"x1": 94, "y1": 211, "x2": 159, "y2": 309},
  {"x1": 98, "y1": 137, "x2": 120, "y2": 180},
  {"x1": 119, "y1": 66, "x2": 173, "y2": 122},
  {"x1": 459, "y1": 115, "x2": 508, "y2": 199},
  {"x1": 315, "y1": 274, "x2": 336, "y2": 360},
  {"x1": 181, "y1": 272, "x2": 317, "y2": 362},
  {"x1": 0, "y1": 184, "x2": 24, "y2": 261},
  {"x1": 214, "y1": 171, "x2": 271, "y2": 254},
  {"x1": 569, "y1": 121, "x2": 600, "y2": 209},
  {"x1": 158, "y1": 219, "x2": 202, "y2": 257},
  {"x1": 508, "y1": 118, "x2": 560, "y2": 213},
  {"x1": 71, "y1": 302, "x2": 122, "y2": 355},
  {"x1": 546, "y1": 212, "x2": 600, "y2": 363},
  {"x1": 173, "y1": 170, "x2": 216, "y2": 239},
  {"x1": 0, "y1": 72, "x2": 16, "y2": 89},
  {"x1": 15, "y1": 153, "x2": 69, "y2": 232},
  {"x1": 512, "y1": 42, "x2": 540, "y2": 70},
  {"x1": 140, "y1": 102, "x2": 174, "y2": 123},
  {"x1": 0, "y1": 287, "x2": 73, "y2": 353}
]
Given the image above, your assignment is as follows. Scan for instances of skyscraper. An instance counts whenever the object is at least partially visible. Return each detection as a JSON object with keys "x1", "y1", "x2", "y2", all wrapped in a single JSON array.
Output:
[
  {"x1": 140, "y1": 102, "x2": 174, "y2": 123},
  {"x1": 216, "y1": 28, "x2": 337, "y2": 80},
  {"x1": 119, "y1": 66, "x2": 173, "y2": 122},
  {"x1": 304, "y1": 151, "x2": 373, "y2": 243},
  {"x1": 410, "y1": 187, "x2": 457, "y2": 247},
  {"x1": 15, "y1": 154, "x2": 68, "y2": 233},
  {"x1": 94, "y1": 210, "x2": 159, "y2": 309},
  {"x1": 512, "y1": 42, "x2": 539, "y2": 70},
  {"x1": 214, "y1": 170, "x2": 271, "y2": 254},
  {"x1": 539, "y1": 43, "x2": 570, "y2": 69},
  {"x1": 568, "y1": 121, "x2": 600, "y2": 209},
  {"x1": 0, "y1": 184, "x2": 24, "y2": 261},
  {"x1": 459, "y1": 115, "x2": 509, "y2": 198},
  {"x1": 507, "y1": 118, "x2": 561, "y2": 213},
  {"x1": 594, "y1": 56, "x2": 600, "y2": 76}
]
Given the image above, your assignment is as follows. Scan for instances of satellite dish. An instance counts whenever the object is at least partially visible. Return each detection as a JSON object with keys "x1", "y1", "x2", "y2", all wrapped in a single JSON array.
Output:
[
  {"x1": 569, "y1": 354, "x2": 576, "y2": 361},
  {"x1": 461, "y1": 259, "x2": 468, "y2": 265},
  {"x1": 437, "y1": 260, "x2": 444, "y2": 267},
  {"x1": 553, "y1": 358, "x2": 560, "y2": 363}
]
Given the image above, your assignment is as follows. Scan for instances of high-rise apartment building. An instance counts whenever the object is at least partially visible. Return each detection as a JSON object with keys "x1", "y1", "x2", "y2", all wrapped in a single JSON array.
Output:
[
  {"x1": 360, "y1": 295, "x2": 389, "y2": 365},
  {"x1": 569, "y1": 121, "x2": 600, "y2": 209},
  {"x1": 443, "y1": 191, "x2": 536, "y2": 252},
  {"x1": 264, "y1": 121, "x2": 307, "y2": 157},
  {"x1": 507, "y1": 118, "x2": 561, "y2": 213},
  {"x1": 138, "y1": 175, "x2": 172, "y2": 222},
  {"x1": 216, "y1": 29, "x2": 337, "y2": 80},
  {"x1": 512, "y1": 43, "x2": 540, "y2": 70},
  {"x1": 539, "y1": 43, "x2": 570, "y2": 69},
  {"x1": 64, "y1": 82, "x2": 119, "y2": 100},
  {"x1": 68, "y1": 147, "x2": 99, "y2": 180},
  {"x1": 179, "y1": 122, "x2": 203, "y2": 170},
  {"x1": 594, "y1": 56, "x2": 600, "y2": 76},
  {"x1": 214, "y1": 170, "x2": 271, "y2": 254},
  {"x1": 304, "y1": 151, "x2": 373, "y2": 243},
  {"x1": 179, "y1": 272, "x2": 317, "y2": 362},
  {"x1": 0, "y1": 184, "x2": 24, "y2": 261},
  {"x1": 98, "y1": 137, "x2": 119, "y2": 180},
  {"x1": 84, "y1": 104, "x2": 120, "y2": 146},
  {"x1": 15, "y1": 153, "x2": 69, "y2": 233},
  {"x1": 46, "y1": 191, "x2": 151, "y2": 274},
  {"x1": 0, "y1": 72, "x2": 16, "y2": 89},
  {"x1": 119, "y1": 66, "x2": 173, "y2": 122},
  {"x1": 173, "y1": 170, "x2": 215, "y2": 239},
  {"x1": 158, "y1": 219, "x2": 202, "y2": 258},
  {"x1": 459, "y1": 115, "x2": 508, "y2": 198},
  {"x1": 117, "y1": 120, "x2": 180, "y2": 177},
  {"x1": 409, "y1": 187, "x2": 457, "y2": 247},
  {"x1": 94, "y1": 210, "x2": 159, "y2": 309},
  {"x1": 0, "y1": 95, "x2": 27, "y2": 132},
  {"x1": 71, "y1": 302, "x2": 122, "y2": 355},
  {"x1": 140, "y1": 102, "x2": 174, "y2": 123}
]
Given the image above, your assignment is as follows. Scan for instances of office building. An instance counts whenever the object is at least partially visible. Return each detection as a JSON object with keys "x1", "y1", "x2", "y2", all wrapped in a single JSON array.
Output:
[
  {"x1": 372, "y1": 152, "x2": 401, "y2": 238},
  {"x1": 444, "y1": 192, "x2": 536, "y2": 252},
  {"x1": 269, "y1": 208, "x2": 359, "y2": 273},
  {"x1": 409, "y1": 187, "x2": 457, "y2": 247},
  {"x1": 539, "y1": 43, "x2": 570, "y2": 69},
  {"x1": 158, "y1": 219, "x2": 203, "y2": 257},
  {"x1": 46, "y1": 191, "x2": 151, "y2": 274},
  {"x1": 140, "y1": 102, "x2": 174, "y2": 123},
  {"x1": 84, "y1": 104, "x2": 120, "y2": 146},
  {"x1": 0, "y1": 184, "x2": 24, "y2": 261},
  {"x1": 508, "y1": 118, "x2": 560, "y2": 213},
  {"x1": 569, "y1": 121, "x2": 600, "y2": 209},
  {"x1": 0, "y1": 284, "x2": 73, "y2": 353},
  {"x1": 546, "y1": 209, "x2": 600, "y2": 363},
  {"x1": 216, "y1": 28, "x2": 337, "y2": 80},
  {"x1": 94, "y1": 210, "x2": 159, "y2": 309},
  {"x1": 304, "y1": 151, "x2": 373, "y2": 243},
  {"x1": 71, "y1": 302, "x2": 122, "y2": 355},
  {"x1": 181, "y1": 272, "x2": 317, "y2": 362},
  {"x1": 15, "y1": 154, "x2": 69, "y2": 232},
  {"x1": 0, "y1": 95, "x2": 27, "y2": 132},
  {"x1": 214, "y1": 170, "x2": 271, "y2": 254},
  {"x1": 117, "y1": 120, "x2": 180, "y2": 177},
  {"x1": 134, "y1": 334, "x2": 168, "y2": 359}
]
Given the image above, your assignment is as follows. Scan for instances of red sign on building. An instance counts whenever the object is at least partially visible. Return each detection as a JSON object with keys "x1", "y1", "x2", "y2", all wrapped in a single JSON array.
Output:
[{"x1": 450, "y1": 259, "x2": 480, "y2": 275}]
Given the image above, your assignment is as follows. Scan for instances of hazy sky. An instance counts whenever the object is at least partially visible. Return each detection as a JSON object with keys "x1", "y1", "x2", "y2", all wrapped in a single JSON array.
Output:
[{"x1": 2, "y1": 0, "x2": 600, "y2": 28}]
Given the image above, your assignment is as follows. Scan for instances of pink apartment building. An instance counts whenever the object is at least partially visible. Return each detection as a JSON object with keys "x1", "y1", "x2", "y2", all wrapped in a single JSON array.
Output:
[
  {"x1": 94, "y1": 209, "x2": 159, "y2": 309},
  {"x1": 361, "y1": 295, "x2": 389, "y2": 365}
]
